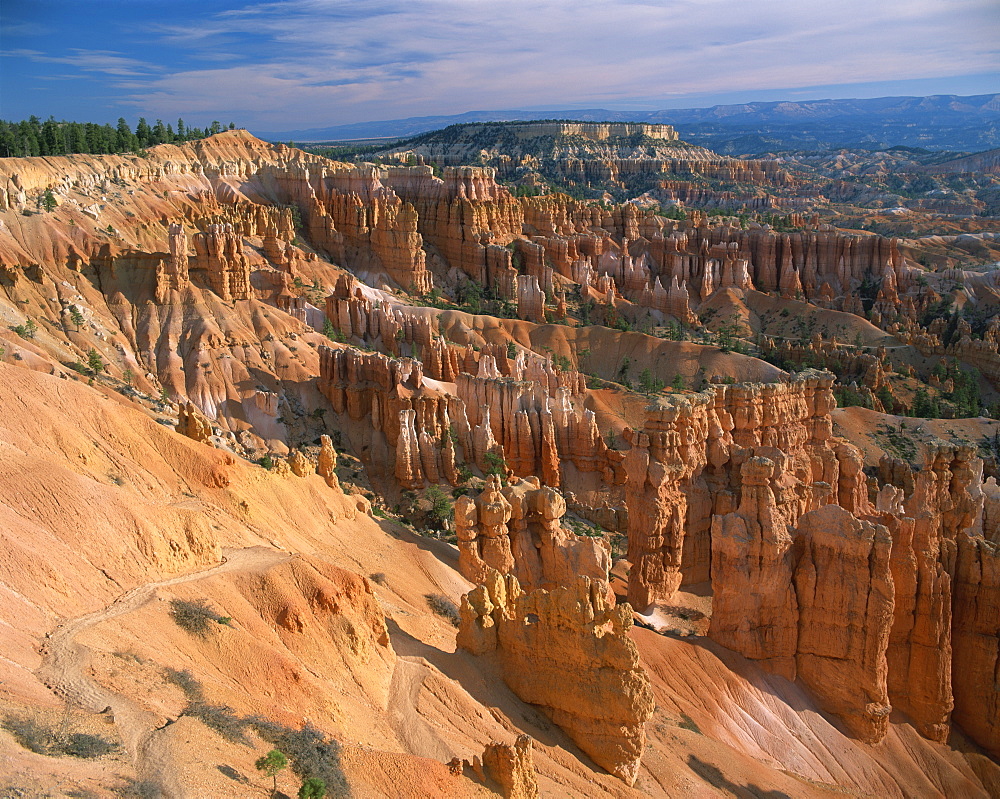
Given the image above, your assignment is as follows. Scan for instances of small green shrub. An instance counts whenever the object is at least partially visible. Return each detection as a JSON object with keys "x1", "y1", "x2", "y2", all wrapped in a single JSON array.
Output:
[
  {"x1": 10, "y1": 319, "x2": 37, "y2": 339},
  {"x1": 119, "y1": 779, "x2": 161, "y2": 798},
  {"x1": 425, "y1": 594, "x2": 460, "y2": 627},
  {"x1": 86, "y1": 348, "x2": 104, "y2": 373},
  {"x1": 2, "y1": 715, "x2": 116, "y2": 759},
  {"x1": 255, "y1": 749, "x2": 288, "y2": 794},
  {"x1": 169, "y1": 598, "x2": 229, "y2": 636},
  {"x1": 566, "y1": 518, "x2": 603, "y2": 538},
  {"x1": 369, "y1": 572, "x2": 387, "y2": 586},
  {"x1": 483, "y1": 451, "x2": 506, "y2": 478},
  {"x1": 678, "y1": 713, "x2": 702, "y2": 734},
  {"x1": 2, "y1": 716, "x2": 50, "y2": 754},
  {"x1": 423, "y1": 485, "x2": 453, "y2": 531},
  {"x1": 69, "y1": 306, "x2": 85, "y2": 330},
  {"x1": 299, "y1": 777, "x2": 327, "y2": 799},
  {"x1": 62, "y1": 732, "x2": 117, "y2": 758}
]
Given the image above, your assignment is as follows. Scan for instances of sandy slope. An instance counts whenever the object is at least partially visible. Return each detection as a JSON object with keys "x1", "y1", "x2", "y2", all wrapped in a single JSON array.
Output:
[
  {"x1": 1, "y1": 360, "x2": 999, "y2": 797},
  {"x1": 832, "y1": 405, "x2": 1000, "y2": 465}
]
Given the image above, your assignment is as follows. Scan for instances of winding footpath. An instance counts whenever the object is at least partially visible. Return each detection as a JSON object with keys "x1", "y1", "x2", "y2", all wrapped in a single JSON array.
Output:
[{"x1": 35, "y1": 546, "x2": 292, "y2": 798}]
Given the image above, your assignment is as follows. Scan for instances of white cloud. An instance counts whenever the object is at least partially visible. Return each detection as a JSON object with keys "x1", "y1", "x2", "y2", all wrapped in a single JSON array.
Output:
[
  {"x1": 108, "y1": 0, "x2": 1000, "y2": 125},
  {"x1": 11, "y1": 48, "x2": 159, "y2": 77}
]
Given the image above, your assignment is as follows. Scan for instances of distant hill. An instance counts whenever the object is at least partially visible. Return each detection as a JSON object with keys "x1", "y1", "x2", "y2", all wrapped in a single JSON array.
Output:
[
  {"x1": 923, "y1": 147, "x2": 1000, "y2": 176},
  {"x1": 253, "y1": 94, "x2": 1000, "y2": 153}
]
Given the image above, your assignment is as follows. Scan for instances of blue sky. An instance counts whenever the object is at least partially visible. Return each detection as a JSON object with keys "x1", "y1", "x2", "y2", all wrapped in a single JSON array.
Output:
[{"x1": 2, "y1": 0, "x2": 997, "y2": 132}]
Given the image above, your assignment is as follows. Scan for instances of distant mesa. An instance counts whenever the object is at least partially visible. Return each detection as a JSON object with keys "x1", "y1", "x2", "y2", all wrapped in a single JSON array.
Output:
[{"x1": 459, "y1": 121, "x2": 678, "y2": 142}]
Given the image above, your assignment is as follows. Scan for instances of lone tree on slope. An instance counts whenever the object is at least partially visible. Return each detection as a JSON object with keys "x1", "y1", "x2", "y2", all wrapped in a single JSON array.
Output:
[{"x1": 255, "y1": 749, "x2": 288, "y2": 797}]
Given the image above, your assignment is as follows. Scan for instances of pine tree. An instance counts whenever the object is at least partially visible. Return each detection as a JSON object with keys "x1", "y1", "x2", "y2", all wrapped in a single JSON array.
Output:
[
  {"x1": 116, "y1": 117, "x2": 137, "y2": 152},
  {"x1": 135, "y1": 117, "x2": 152, "y2": 147},
  {"x1": 912, "y1": 388, "x2": 937, "y2": 418},
  {"x1": 255, "y1": 749, "x2": 288, "y2": 797},
  {"x1": 151, "y1": 119, "x2": 167, "y2": 145},
  {"x1": 86, "y1": 348, "x2": 105, "y2": 374},
  {"x1": 298, "y1": 778, "x2": 326, "y2": 799}
]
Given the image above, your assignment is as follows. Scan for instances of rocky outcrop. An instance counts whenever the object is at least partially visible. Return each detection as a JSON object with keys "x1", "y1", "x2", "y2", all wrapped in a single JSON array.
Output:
[
  {"x1": 176, "y1": 401, "x2": 213, "y2": 443},
  {"x1": 288, "y1": 449, "x2": 314, "y2": 477},
  {"x1": 459, "y1": 121, "x2": 678, "y2": 143},
  {"x1": 318, "y1": 342, "x2": 604, "y2": 491},
  {"x1": 516, "y1": 274, "x2": 545, "y2": 322},
  {"x1": 794, "y1": 505, "x2": 894, "y2": 743},
  {"x1": 385, "y1": 166, "x2": 523, "y2": 286},
  {"x1": 455, "y1": 476, "x2": 609, "y2": 590},
  {"x1": 458, "y1": 570, "x2": 653, "y2": 785},
  {"x1": 622, "y1": 399, "x2": 708, "y2": 607},
  {"x1": 317, "y1": 345, "x2": 433, "y2": 449},
  {"x1": 881, "y1": 507, "x2": 953, "y2": 742},
  {"x1": 624, "y1": 370, "x2": 841, "y2": 608},
  {"x1": 156, "y1": 223, "x2": 191, "y2": 301},
  {"x1": 379, "y1": 123, "x2": 790, "y2": 204},
  {"x1": 317, "y1": 434, "x2": 340, "y2": 488},
  {"x1": 191, "y1": 223, "x2": 252, "y2": 301},
  {"x1": 953, "y1": 532, "x2": 1000, "y2": 756},
  {"x1": 867, "y1": 445, "x2": 978, "y2": 744},
  {"x1": 325, "y1": 275, "x2": 434, "y2": 350},
  {"x1": 709, "y1": 472, "x2": 895, "y2": 742},
  {"x1": 456, "y1": 475, "x2": 515, "y2": 581},
  {"x1": 452, "y1": 735, "x2": 539, "y2": 799},
  {"x1": 481, "y1": 736, "x2": 538, "y2": 799},
  {"x1": 709, "y1": 455, "x2": 799, "y2": 678},
  {"x1": 369, "y1": 199, "x2": 432, "y2": 294}
]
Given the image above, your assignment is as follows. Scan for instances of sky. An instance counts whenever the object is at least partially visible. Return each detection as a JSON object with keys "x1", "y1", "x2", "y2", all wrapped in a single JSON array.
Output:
[{"x1": 1, "y1": 0, "x2": 998, "y2": 133}]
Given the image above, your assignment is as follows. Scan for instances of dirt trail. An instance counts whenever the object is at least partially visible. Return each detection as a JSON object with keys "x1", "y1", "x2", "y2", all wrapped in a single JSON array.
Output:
[{"x1": 35, "y1": 546, "x2": 292, "y2": 798}]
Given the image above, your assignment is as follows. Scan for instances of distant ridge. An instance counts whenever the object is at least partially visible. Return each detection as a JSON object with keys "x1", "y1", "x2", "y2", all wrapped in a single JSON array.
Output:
[{"x1": 253, "y1": 94, "x2": 1000, "y2": 153}]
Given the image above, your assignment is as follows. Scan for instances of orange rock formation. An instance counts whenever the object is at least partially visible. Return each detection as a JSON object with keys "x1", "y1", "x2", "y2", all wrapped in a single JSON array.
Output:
[{"x1": 458, "y1": 569, "x2": 654, "y2": 785}]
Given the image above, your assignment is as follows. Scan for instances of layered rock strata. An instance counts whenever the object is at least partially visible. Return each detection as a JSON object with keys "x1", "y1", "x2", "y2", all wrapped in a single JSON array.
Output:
[
  {"x1": 623, "y1": 370, "x2": 848, "y2": 608},
  {"x1": 794, "y1": 505, "x2": 895, "y2": 743},
  {"x1": 705, "y1": 435, "x2": 1000, "y2": 752},
  {"x1": 953, "y1": 532, "x2": 1000, "y2": 756},
  {"x1": 318, "y1": 344, "x2": 605, "y2": 489},
  {"x1": 176, "y1": 401, "x2": 213, "y2": 443},
  {"x1": 708, "y1": 455, "x2": 799, "y2": 678}
]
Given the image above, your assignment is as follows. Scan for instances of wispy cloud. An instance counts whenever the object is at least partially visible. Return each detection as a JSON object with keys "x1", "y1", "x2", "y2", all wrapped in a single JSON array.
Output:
[
  {"x1": 0, "y1": 21, "x2": 49, "y2": 37},
  {"x1": 9, "y1": 48, "x2": 160, "y2": 77},
  {"x1": 6, "y1": 0, "x2": 999, "y2": 127}
]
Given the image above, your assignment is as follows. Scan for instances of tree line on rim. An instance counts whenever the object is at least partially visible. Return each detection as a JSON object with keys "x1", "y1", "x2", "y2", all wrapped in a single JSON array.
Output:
[{"x1": 0, "y1": 116, "x2": 240, "y2": 158}]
